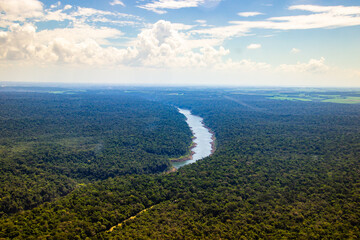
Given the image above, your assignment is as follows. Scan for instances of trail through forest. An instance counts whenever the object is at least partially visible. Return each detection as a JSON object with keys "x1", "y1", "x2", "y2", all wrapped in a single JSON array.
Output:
[
  {"x1": 224, "y1": 95, "x2": 266, "y2": 112},
  {"x1": 108, "y1": 205, "x2": 156, "y2": 232}
]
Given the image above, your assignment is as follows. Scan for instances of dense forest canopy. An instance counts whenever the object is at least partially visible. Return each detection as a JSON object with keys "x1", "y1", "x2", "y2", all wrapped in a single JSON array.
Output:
[
  {"x1": 0, "y1": 91, "x2": 192, "y2": 217},
  {"x1": 0, "y1": 87, "x2": 359, "y2": 239}
]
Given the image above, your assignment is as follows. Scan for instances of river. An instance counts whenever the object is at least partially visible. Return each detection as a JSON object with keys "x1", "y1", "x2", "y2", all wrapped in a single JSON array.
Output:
[{"x1": 172, "y1": 108, "x2": 214, "y2": 169}]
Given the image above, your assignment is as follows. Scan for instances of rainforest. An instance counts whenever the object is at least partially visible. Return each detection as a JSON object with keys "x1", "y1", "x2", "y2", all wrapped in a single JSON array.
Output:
[{"x1": 0, "y1": 87, "x2": 359, "y2": 239}]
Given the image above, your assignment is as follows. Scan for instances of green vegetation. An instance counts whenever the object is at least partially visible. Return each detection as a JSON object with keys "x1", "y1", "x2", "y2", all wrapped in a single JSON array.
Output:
[
  {"x1": 266, "y1": 91, "x2": 360, "y2": 104},
  {"x1": 322, "y1": 96, "x2": 360, "y2": 104},
  {"x1": 169, "y1": 138, "x2": 196, "y2": 162},
  {"x1": 0, "y1": 88, "x2": 359, "y2": 239},
  {"x1": 0, "y1": 92, "x2": 192, "y2": 217},
  {"x1": 267, "y1": 96, "x2": 312, "y2": 101}
]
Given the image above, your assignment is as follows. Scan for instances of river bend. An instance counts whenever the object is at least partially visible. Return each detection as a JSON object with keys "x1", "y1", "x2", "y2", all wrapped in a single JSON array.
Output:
[{"x1": 172, "y1": 108, "x2": 214, "y2": 169}]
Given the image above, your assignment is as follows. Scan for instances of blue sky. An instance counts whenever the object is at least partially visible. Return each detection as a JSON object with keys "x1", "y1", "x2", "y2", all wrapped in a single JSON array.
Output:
[{"x1": 0, "y1": 0, "x2": 360, "y2": 86}]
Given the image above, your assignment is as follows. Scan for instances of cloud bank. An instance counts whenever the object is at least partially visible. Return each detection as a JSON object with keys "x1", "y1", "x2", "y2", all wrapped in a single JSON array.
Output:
[{"x1": 0, "y1": 0, "x2": 359, "y2": 86}]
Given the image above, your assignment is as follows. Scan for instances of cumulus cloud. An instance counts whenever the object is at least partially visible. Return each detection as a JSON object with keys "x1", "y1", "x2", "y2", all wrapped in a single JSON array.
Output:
[
  {"x1": 0, "y1": 0, "x2": 44, "y2": 22},
  {"x1": 0, "y1": 0, "x2": 140, "y2": 26},
  {"x1": 0, "y1": 23, "x2": 39, "y2": 61},
  {"x1": 0, "y1": 20, "x2": 230, "y2": 68},
  {"x1": 0, "y1": 13, "x2": 272, "y2": 69},
  {"x1": 110, "y1": 0, "x2": 125, "y2": 7},
  {"x1": 0, "y1": 0, "x2": 357, "y2": 81},
  {"x1": 278, "y1": 57, "x2": 330, "y2": 73},
  {"x1": 0, "y1": 22, "x2": 126, "y2": 64},
  {"x1": 125, "y1": 20, "x2": 229, "y2": 67},
  {"x1": 64, "y1": 5, "x2": 72, "y2": 10},
  {"x1": 238, "y1": 12, "x2": 263, "y2": 17},
  {"x1": 247, "y1": 43, "x2": 261, "y2": 49}
]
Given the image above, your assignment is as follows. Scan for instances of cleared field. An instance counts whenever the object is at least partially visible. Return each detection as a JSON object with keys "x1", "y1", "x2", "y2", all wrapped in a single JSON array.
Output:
[
  {"x1": 267, "y1": 96, "x2": 312, "y2": 101},
  {"x1": 267, "y1": 92, "x2": 360, "y2": 104},
  {"x1": 322, "y1": 96, "x2": 360, "y2": 104}
]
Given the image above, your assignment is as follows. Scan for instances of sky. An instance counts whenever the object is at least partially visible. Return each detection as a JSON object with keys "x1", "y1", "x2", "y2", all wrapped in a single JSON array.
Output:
[{"x1": 0, "y1": 0, "x2": 360, "y2": 87}]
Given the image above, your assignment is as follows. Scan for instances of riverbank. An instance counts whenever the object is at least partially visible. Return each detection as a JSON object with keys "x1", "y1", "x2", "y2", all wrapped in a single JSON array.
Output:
[
  {"x1": 171, "y1": 108, "x2": 215, "y2": 169},
  {"x1": 170, "y1": 138, "x2": 197, "y2": 162},
  {"x1": 206, "y1": 126, "x2": 216, "y2": 155}
]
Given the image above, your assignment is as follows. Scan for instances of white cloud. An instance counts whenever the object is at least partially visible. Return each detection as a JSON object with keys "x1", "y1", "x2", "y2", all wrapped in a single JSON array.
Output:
[
  {"x1": 192, "y1": 24, "x2": 249, "y2": 40},
  {"x1": 71, "y1": 7, "x2": 141, "y2": 21},
  {"x1": 0, "y1": 23, "x2": 38, "y2": 61},
  {"x1": 1, "y1": 19, "x2": 357, "y2": 87},
  {"x1": 138, "y1": 0, "x2": 221, "y2": 14},
  {"x1": 238, "y1": 12, "x2": 263, "y2": 17},
  {"x1": 194, "y1": 19, "x2": 213, "y2": 27},
  {"x1": 194, "y1": 5, "x2": 360, "y2": 40},
  {"x1": 37, "y1": 24, "x2": 124, "y2": 45},
  {"x1": 289, "y1": 5, "x2": 360, "y2": 15},
  {"x1": 185, "y1": 38, "x2": 223, "y2": 48},
  {"x1": 200, "y1": 0, "x2": 222, "y2": 9},
  {"x1": 41, "y1": 6, "x2": 141, "y2": 24},
  {"x1": 92, "y1": 18, "x2": 138, "y2": 27},
  {"x1": 0, "y1": 1, "x2": 358, "y2": 86},
  {"x1": 50, "y1": 1, "x2": 61, "y2": 9},
  {"x1": 291, "y1": 48, "x2": 300, "y2": 54},
  {"x1": 0, "y1": 0, "x2": 140, "y2": 27},
  {"x1": 125, "y1": 20, "x2": 229, "y2": 67},
  {"x1": 43, "y1": 9, "x2": 74, "y2": 22},
  {"x1": 0, "y1": 0, "x2": 44, "y2": 22},
  {"x1": 278, "y1": 57, "x2": 329, "y2": 73},
  {"x1": 247, "y1": 43, "x2": 261, "y2": 49},
  {"x1": 0, "y1": 22, "x2": 125, "y2": 64},
  {"x1": 72, "y1": 7, "x2": 115, "y2": 17},
  {"x1": 0, "y1": 20, "x2": 230, "y2": 68},
  {"x1": 267, "y1": 5, "x2": 360, "y2": 30},
  {"x1": 195, "y1": 19, "x2": 206, "y2": 24},
  {"x1": 110, "y1": 0, "x2": 125, "y2": 7},
  {"x1": 170, "y1": 23, "x2": 194, "y2": 31},
  {"x1": 138, "y1": 0, "x2": 203, "y2": 14},
  {"x1": 64, "y1": 5, "x2": 72, "y2": 10}
]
